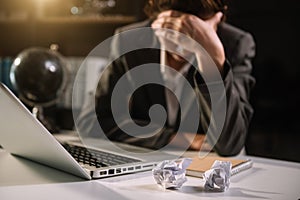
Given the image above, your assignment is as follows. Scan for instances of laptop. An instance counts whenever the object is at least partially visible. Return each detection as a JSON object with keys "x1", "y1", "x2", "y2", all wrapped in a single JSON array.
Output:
[{"x1": 0, "y1": 83, "x2": 175, "y2": 180}]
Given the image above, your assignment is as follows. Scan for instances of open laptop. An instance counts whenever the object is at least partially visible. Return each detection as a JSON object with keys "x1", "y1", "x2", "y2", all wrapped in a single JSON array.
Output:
[{"x1": 0, "y1": 83, "x2": 175, "y2": 179}]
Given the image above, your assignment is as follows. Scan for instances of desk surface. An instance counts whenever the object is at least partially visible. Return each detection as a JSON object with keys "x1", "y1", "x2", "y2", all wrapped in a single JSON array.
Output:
[{"x1": 0, "y1": 148, "x2": 299, "y2": 200}]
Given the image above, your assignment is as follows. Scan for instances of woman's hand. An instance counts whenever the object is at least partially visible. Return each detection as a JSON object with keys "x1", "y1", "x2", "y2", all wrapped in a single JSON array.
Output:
[
  {"x1": 152, "y1": 10, "x2": 225, "y2": 72},
  {"x1": 169, "y1": 132, "x2": 211, "y2": 151}
]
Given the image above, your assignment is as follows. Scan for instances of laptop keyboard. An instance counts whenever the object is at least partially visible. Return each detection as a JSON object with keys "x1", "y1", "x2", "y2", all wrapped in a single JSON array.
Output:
[{"x1": 63, "y1": 143, "x2": 141, "y2": 168}]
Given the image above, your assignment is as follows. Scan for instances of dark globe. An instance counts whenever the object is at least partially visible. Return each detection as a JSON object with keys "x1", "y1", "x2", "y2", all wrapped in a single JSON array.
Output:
[{"x1": 10, "y1": 47, "x2": 66, "y2": 105}]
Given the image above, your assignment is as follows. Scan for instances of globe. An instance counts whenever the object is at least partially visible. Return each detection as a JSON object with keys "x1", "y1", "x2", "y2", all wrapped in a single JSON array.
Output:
[
  {"x1": 10, "y1": 47, "x2": 66, "y2": 105},
  {"x1": 10, "y1": 47, "x2": 67, "y2": 132}
]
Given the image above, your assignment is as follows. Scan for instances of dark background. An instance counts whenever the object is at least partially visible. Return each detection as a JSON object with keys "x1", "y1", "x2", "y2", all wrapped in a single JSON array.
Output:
[
  {"x1": 226, "y1": 0, "x2": 300, "y2": 162},
  {"x1": 1, "y1": 0, "x2": 299, "y2": 162}
]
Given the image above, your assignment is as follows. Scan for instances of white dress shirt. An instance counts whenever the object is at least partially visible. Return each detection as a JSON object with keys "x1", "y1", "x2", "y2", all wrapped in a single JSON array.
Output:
[{"x1": 160, "y1": 50, "x2": 192, "y2": 126}]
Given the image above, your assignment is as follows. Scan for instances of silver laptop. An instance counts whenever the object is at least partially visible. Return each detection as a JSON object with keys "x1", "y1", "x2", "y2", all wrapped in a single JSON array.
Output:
[{"x1": 0, "y1": 83, "x2": 175, "y2": 180}]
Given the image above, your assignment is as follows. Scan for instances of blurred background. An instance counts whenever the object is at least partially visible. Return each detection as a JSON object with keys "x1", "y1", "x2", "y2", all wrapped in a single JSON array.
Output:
[{"x1": 0, "y1": 0, "x2": 299, "y2": 162}]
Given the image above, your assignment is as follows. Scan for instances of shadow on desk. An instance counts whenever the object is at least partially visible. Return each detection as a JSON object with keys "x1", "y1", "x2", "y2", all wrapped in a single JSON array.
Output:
[
  {"x1": 180, "y1": 186, "x2": 280, "y2": 199},
  {"x1": 0, "y1": 150, "x2": 84, "y2": 186}
]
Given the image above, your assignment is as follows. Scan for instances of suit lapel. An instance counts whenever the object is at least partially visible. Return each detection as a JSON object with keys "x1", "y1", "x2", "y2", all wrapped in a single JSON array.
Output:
[
  {"x1": 176, "y1": 66, "x2": 199, "y2": 125},
  {"x1": 125, "y1": 31, "x2": 167, "y2": 116},
  {"x1": 143, "y1": 50, "x2": 168, "y2": 112}
]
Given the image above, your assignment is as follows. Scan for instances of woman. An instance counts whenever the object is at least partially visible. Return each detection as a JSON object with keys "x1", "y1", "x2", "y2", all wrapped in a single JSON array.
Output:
[{"x1": 77, "y1": 0, "x2": 255, "y2": 156}]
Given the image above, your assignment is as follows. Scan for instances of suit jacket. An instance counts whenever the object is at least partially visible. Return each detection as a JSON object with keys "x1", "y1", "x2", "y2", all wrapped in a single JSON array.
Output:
[{"x1": 77, "y1": 20, "x2": 256, "y2": 156}]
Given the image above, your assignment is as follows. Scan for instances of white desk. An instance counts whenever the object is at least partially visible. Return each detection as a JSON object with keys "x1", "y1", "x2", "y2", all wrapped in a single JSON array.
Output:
[{"x1": 0, "y1": 148, "x2": 299, "y2": 200}]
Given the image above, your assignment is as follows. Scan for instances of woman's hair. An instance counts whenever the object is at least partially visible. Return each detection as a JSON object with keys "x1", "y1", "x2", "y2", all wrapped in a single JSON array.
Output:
[{"x1": 144, "y1": 0, "x2": 227, "y2": 19}]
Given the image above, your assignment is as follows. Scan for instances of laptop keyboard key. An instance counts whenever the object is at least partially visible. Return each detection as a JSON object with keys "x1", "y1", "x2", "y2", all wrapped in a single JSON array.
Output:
[{"x1": 62, "y1": 143, "x2": 141, "y2": 168}]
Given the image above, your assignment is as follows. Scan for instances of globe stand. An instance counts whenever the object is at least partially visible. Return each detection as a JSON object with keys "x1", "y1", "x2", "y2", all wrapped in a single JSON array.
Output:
[
  {"x1": 10, "y1": 46, "x2": 67, "y2": 134},
  {"x1": 32, "y1": 105, "x2": 59, "y2": 133}
]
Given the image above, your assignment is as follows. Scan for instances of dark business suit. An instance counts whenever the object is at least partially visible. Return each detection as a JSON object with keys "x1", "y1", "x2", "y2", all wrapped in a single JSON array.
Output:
[{"x1": 77, "y1": 20, "x2": 255, "y2": 156}]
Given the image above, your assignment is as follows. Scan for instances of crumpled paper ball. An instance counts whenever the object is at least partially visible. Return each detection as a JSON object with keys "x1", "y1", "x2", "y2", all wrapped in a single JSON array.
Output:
[
  {"x1": 203, "y1": 160, "x2": 232, "y2": 192},
  {"x1": 152, "y1": 158, "x2": 192, "y2": 189}
]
